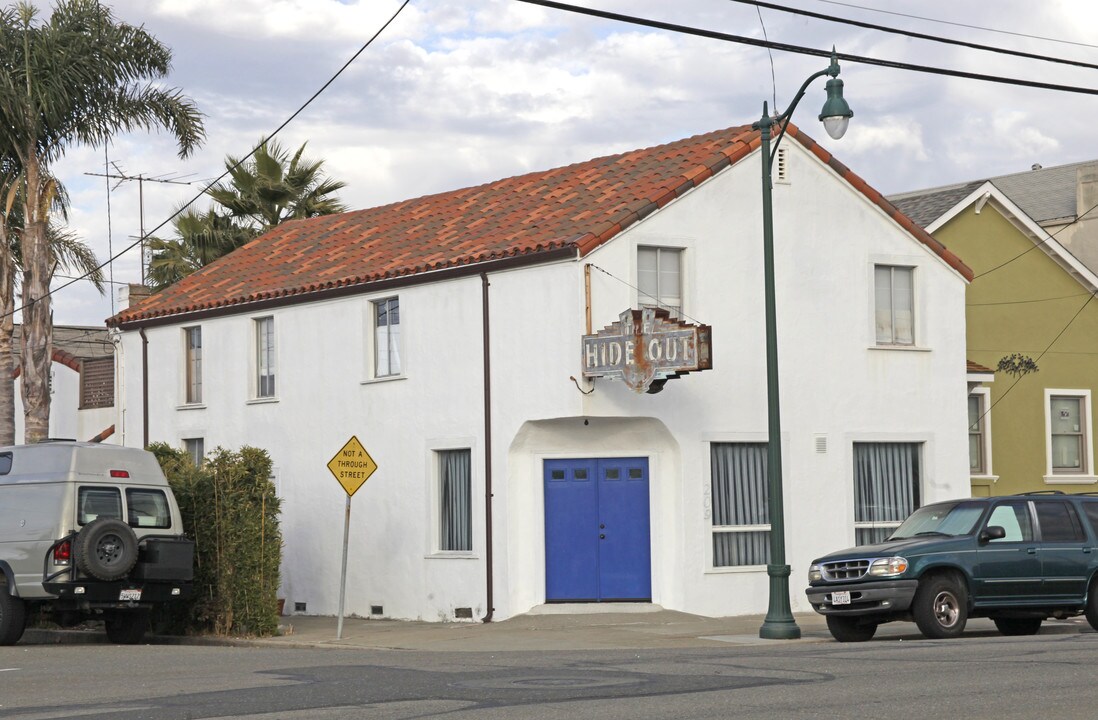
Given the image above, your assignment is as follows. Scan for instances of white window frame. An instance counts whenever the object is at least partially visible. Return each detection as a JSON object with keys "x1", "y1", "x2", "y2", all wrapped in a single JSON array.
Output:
[
  {"x1": 1044, "y1": 389, "x2": 1096, "y2": 483},
  {"x1": 708, "y1": 441, "x2": 771, "y2": 571},
  {"x1": 969, "y1": 388, "x2": 994, "y2": 479},
  {"x1": 872, "y1": 263, "x2": 916, "y2": 347},
  {"x1": 426, "y1": 440, "x2": 477, "y2": 558},
  {"x1": 368, "y1": 296, "x2": 403, "y2": 381},
  {"x1": 183, "y1": 437, "x2": 205, "y2": 466},
  {"x1": 182, "y1": 326, "x2": 203, "y2": 405},
  {"x1": 636, "y1": 245, "x2": 684, "y2": 318},
  {"x1": 252, "y1": 316, "x2": 277, "y2": 401},
  {"x1": 852, "y1": 441, "x2": 922, "y2": 545}
]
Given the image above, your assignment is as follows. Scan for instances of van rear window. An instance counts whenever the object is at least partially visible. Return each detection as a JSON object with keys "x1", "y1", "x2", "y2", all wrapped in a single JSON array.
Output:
[
  {"x1": 78, "y1": 488, "x2": 122, "y2": 525},
  {"x1": 126, "y1": 489, "x2": 171, "y2": 529},
  {"x1": 78, "y1": 487, "x2": 172, "y2": 529}
]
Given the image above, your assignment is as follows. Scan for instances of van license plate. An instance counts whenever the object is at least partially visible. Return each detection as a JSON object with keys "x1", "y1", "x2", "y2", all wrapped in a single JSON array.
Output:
[
  {"x1": 832, "y1": 591, "x2": 851, "y2": 605},
  {"x1": 119, "y1": 589, "x2": 142, "y2": 601}
]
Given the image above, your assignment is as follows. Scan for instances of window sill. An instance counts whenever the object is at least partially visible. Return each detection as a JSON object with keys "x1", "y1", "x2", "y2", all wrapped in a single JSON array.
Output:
[
  {"x1": 362, "y1": 375, "x2": 407, "y2": 386},
  {"x1": 868, "y1": 344, "x2": 931, "y2": 352},
  {"x1": 970, "y1": 474, "x2": 998, "y2": 483},
  {"x1": 704, "y1": 564, "x2": 768, "y2": 575},
  {"x1": 176, "y1": 403, "x2": 206, "y2": 411},
  {"x1": 425, "y1": 552, "x2": 478, "y2": 560},
  {"x1": 246, "y1": 397, "x2": 279, "y2": 405},
  {"x1": 1044, "y1": 474, "x2": 1098, "y2": 485}
]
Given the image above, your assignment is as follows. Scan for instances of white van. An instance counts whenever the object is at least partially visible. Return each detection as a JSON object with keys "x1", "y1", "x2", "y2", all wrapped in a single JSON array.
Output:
[{"x1": 0, "y1": 442, "x2": 193, "y2": 645}]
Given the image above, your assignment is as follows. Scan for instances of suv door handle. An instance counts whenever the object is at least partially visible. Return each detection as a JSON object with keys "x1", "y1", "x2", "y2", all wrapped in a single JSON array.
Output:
[{"x1": 1026, "y1": 547, "x2": 1037, "y2": 554}]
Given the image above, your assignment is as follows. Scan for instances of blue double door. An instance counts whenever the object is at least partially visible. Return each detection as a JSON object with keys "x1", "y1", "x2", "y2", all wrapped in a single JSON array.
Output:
[{"x1": 544, "y1": 457, "x2": 652, "y2": 602}]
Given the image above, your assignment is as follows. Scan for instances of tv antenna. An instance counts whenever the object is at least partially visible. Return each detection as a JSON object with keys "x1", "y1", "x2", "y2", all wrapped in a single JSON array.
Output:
[{"x1": 84, "y1": 163, "x2": 196, "y2": 284}]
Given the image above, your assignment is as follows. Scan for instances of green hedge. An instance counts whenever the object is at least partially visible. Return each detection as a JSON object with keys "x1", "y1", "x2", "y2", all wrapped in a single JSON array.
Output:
[{"x1": 149, "y1": 443, "x2": 282, "y2": 637}]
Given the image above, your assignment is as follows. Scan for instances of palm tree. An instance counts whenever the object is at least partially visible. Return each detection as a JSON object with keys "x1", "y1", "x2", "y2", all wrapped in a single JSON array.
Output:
[
  {"x1": 149, "y1": 140, "x2": 347, "y2": 288},
  {"x1": 0, "y1": 160, "x2": 106, "y2": 444},
  {"x1": 146, "y1": 208, "x2": 253, "y2": 291},
  {"x1": 207, "y1": 140, "x2": 347, "y2": 231},
  {"x1": 0, "y1": 0, "x2": 203, "y2": 442}
]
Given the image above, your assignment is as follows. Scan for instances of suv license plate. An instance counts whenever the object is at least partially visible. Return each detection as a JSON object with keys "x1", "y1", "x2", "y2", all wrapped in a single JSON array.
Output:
[
  {"x1": 119, "y1": 589, "x2": 142, "y2": 601},
  {"x1": 832, "y1": 591, "x2": 851, "y2": 605}
]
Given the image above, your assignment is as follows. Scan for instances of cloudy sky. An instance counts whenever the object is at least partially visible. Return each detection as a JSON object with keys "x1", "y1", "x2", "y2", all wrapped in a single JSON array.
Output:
[{"x1": 39, "y1": 0, "x2": 1098, "y2": 326}]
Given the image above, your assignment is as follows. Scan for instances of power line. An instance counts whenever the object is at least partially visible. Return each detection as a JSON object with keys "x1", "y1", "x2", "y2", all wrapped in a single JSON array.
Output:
[
  {"x1": 732, "y1": 0, "x2": 1098, "y2": 72},
  {"x1": 813, "y1": 0, "x2": 1098, "y2": 50},
  {"x1": 513, "y1": 0, "x2": 1098, "y2": 96}
]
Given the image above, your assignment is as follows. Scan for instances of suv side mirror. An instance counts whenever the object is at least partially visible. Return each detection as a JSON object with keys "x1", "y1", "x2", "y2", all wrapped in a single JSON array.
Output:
[{"x1": 979, "y1": 525, "x2": 1007, "y2": 544}]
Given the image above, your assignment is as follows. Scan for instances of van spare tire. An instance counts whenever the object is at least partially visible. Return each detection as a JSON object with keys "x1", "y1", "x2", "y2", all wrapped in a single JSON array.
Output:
[{"x1": 74, "y1": 518, "x2": 139, "y2": 581}]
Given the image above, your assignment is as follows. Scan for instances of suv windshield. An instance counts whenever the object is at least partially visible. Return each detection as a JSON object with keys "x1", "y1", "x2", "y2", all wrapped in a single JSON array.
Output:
[{"x1": 888, "y1": 501, "x2": 986, "y2": 540}]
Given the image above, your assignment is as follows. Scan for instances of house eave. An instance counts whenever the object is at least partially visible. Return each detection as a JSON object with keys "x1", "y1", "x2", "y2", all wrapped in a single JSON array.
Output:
[{"x1": 113, "y1": 245, "x2": 579, "y2": 331}]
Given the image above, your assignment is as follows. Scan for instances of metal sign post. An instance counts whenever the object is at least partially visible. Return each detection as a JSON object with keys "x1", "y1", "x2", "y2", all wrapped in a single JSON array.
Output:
[{"x1": 326, "y1": 436, "x2": 379, "y2": 640}]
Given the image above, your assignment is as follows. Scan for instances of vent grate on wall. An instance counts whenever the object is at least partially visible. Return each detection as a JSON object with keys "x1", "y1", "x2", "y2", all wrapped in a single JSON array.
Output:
[{"x1": 814, "y1": 435, "x2": 828, "y2": 453}]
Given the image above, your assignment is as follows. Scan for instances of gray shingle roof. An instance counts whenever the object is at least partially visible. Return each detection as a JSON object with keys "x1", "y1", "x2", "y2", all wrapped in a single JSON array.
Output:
[{"x1": 888, "y1": 160, "x2": 1098, "y2": 228}]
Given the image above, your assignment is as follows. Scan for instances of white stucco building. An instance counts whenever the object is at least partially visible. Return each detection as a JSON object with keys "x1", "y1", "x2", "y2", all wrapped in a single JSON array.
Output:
[{"x1": 108, "y1": 124, "x2": 974, "y2": 621}]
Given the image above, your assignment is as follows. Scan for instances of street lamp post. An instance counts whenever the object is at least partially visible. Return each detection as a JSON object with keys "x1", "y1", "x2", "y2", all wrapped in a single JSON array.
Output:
[{"x1": 756, "y1": 50, "x2": 852, "y2": 640}]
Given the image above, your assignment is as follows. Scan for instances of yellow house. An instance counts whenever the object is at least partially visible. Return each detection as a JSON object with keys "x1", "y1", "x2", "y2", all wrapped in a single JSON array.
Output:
[{"x1": 892, "y1": 164, "x2": 1098, "y2": 496}]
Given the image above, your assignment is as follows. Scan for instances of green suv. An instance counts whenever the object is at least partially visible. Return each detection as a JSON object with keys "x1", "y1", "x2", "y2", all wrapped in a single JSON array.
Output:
[{"x1": 805, "y1": 493, "x2": 1098, "y2": 642}]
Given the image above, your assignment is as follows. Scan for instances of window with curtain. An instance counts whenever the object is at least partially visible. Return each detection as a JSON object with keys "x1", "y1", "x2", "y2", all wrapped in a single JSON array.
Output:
[
  {"x1": 1050, "y1": 395, "x2": 1087, "y2": 474},
  {"x1": 637, "y1": 246, "x2": 682, "y2": 317},
  {"x1": 874, "y1": 265, "x2": 914, "y2": 346},
  {"x1": 853, "y1": 442, "x2": 921, "y2": 545},
  {"x1": 255, "y1": 316, "x2": 276, "y2": 398},
  {"x1": 374, "y1": 297, "x2": 401, "y2": 377},
  {"x1": 184, "y1": 326, "x2": 202, "y2": 403},
  {"x1": 439, "y1": 449, "x2": 471, "y2": 552},
  {"x1": 710, "y1": 442, "x2": 769, "y2": 567}
]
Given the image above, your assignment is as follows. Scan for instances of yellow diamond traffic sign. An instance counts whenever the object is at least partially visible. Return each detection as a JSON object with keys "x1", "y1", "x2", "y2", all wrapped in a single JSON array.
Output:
[{"x1": 327, "y1": 436, "x2": 378, "y2": 497}]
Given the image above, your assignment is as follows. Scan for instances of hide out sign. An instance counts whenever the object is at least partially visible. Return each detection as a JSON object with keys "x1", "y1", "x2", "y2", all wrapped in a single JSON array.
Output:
[{"x1": 582, "y1": 308, "x2": 712, "y2": 393}]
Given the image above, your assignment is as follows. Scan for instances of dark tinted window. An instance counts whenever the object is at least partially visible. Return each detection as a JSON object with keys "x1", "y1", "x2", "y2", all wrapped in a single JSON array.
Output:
[
  {"x1": 0, "y1": 452, "x2": 11, "y2": 475},
  {"x1": 1081, "y1": 501, "x2": 1098, "y2": 539},
  {"x1": 1035, "y1": 500, "x2": 1086, "y2": 542}
]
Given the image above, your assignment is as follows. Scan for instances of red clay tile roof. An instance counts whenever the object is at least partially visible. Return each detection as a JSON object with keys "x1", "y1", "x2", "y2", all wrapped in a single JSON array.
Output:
[
  {"x1": 110, "y1": 124, "x2": 972, "y2": 327},
  {"x1": 967, "y1": 359, "x2": 995, "y2": 374}
]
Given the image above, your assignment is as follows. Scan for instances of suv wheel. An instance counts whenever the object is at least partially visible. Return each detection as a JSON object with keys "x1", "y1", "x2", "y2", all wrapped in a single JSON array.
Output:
[
  {"x1": 0, "y1": 587, "x2": 26, "y2": 646},
  {"x1": 1086, "y1": 580, "x2": 1098, "y2": 631},
  {"x1": 105, "y1": 611, "x2": 149, "y2": 645},
  {"x1": 993, "y1": 617, "x2": 1042, "y2": 636},
  {"x1": 74, "y1": 518, "x2": 139, "y2": 581},
  {"x1": 826, "y1": 615, "x2": 877, "y2": 642},
  {"x1": 912, "y1": 574, "x2": 968, "y2": 639}
]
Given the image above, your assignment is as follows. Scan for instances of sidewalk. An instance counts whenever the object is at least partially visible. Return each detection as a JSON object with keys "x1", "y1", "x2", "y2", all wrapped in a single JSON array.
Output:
[{"x1": 22, "y1": 605, "x2": 1092, "y2": 650}]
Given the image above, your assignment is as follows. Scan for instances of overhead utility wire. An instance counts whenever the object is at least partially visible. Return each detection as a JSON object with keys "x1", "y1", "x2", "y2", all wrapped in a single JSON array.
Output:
[
  {"x1": 12, "y1": 0, "x2": 411, "y2": 323},
  {"x1": 512, "y1": 0, "x2": 1098, "y2": 97},
  {"x1": 815, "y1": 0, "x2": 1098, "y2": 50},
  {"x1": 732, "y1": 0, "x2": 1098, "y2": 72}
]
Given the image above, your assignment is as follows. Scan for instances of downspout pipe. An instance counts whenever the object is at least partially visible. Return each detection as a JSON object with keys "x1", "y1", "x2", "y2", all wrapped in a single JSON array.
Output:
[
  {"x1": 481, "y1": 272, "x2": 495, "y2": 623},
  {"x1": 139, "y1": 327, "x2": 149, "y2": 448}
]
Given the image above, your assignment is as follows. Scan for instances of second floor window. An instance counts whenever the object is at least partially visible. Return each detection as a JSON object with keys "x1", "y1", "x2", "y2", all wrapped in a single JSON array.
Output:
[
  {"x1": 184, "y1": 326, "x2": 202, "y2": 403},
  {"x1": 637, "y1": 246, "x2": 682, "y2": 317},
  {"x1": 874, "y1": 265, "x2": 914, "y2": 346},
  {"x1": 374, "y1": 297, "x2": 401, "y2": 377},
  {"x1": 255, "y1": 317, "x2": 276, "y2": 398}
]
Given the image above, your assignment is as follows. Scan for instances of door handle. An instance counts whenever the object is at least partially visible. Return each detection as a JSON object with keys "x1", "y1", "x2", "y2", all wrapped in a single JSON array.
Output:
[
  {"x1": 1026, "y1": 547, "x2": 1037, "y2": 554},
  {"x1": 1085, "y1": 547, "x2": 1093, "y2": 554}
]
